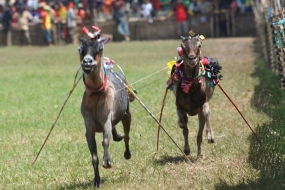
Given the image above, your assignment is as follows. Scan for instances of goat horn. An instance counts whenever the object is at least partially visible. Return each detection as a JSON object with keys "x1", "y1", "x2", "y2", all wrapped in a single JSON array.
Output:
[
  {"x1": 199, "y1": 35, "x2": 206, "y2": 41},
  {"x1": 92, "y1": 26, "x2": 100, "y2": 31},
  {"x1": 180, "y1": 36, "x2": 186, "y2": 40},
  {"x1": 92, "y1": 25, "x2": 101, "y2": 37},
  {"x1": 82, "y1": 26, "x2": 95, "y2": 39},
  {"x1": 189, "y1": 30, "x2": 195, "y2": 37}
]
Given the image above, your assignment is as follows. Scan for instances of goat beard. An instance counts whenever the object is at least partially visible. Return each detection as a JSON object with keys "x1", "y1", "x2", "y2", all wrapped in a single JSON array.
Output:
[{"x1": 184, "y1": 59, "x2": 198, "y2": 68}]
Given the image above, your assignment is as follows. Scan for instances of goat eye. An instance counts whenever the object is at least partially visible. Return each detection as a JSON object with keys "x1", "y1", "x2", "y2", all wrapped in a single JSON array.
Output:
[{"x1": 78, "y1": 45, "x2": 83, "y2": 54}]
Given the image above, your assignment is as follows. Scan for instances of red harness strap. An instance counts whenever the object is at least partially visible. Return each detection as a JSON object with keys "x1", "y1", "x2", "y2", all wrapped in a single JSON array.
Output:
[{"x1": 83, "y1": 74, "x2": 108, "y2": 93}]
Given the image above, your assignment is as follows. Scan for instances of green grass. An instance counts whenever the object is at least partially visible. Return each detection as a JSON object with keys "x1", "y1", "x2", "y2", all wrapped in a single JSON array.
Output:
[{"x1": 0, "y1": 38, "x2": 284, "y2": 189}]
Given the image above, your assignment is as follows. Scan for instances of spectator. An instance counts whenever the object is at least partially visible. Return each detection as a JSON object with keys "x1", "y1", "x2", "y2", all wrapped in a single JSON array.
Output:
[
  {"x1": 189, "y1": 0, "x2": 200, "y2": 15},
  {"x1": 113, "y1": 0, "x2": 130, "y2": 41},
  {"x1": 159, "y1": 0, "x2": 171, "y2": 16},
  {"x1": 88, "y1": 0, "x2": 95, "y2": 22},
  {"x1": 130, "y1": 0, "x2": 140, "y2": 17},
  {"x1": 27, "y1": 0, "x2": 38, "y2": 10},
  {"x1": 29, "y1": 6, "x2": 40, "y2": 22},
  {"x1": 2, "y1": 4, "x2": 12, "y2": 46},
  {"x1": 197, "y1": 0, "x2": 211, "y2": 24},
  {"x1": 53, "y1": 2, "x2": 61, "y2": 44},
  {"x1": 66, "y1": 1, "x2": 77, "y2": 44},
  {"x1": 141, "y1": 0, "x2": 153, "y2": 23},
  {"x1": 236, "y1": 0, "x2": 246, "y2": 13},
  {"x1": 13, "y1": 0, "x2": 22, "y2": 11},
  {"x1": 39, "y1": 3, "x2": 54, "y2": 46},
  {"x1": 168, "y1": 0, "x2": 193, "y2": 37},
  {"x1": 244, "y1": 0, "x2": 252, "y2": 12},
  {"x1": 152, "y1": 0, "x2": 162, "y2": 17},
  {"x1": 11, "y1": 5, "x2": 18, "y2": 25},
  {"x1": 102, "y1": 0, "x2": 113, "y2": 19},
  {"x1": 182, "y1": 0, "x2": 190, "y2": 10},
  {"x1": 58, "y1": 1, "x2": 67, "y2": 44},
  {"x1": 95, "y1": 0, "x2": 104, "y2": 19},
  {"x1": 75, "y1": 3, "x2": 86, "y2": 26},
  {"x1": 0, "y1": 5, "x2": 4, "y2": 24},
  {"x1": 14, "y1": 5, "x2": 33, "y2": 45}
]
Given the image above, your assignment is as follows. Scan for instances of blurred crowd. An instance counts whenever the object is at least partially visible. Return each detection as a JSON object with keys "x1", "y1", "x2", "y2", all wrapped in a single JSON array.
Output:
[{"x1": 0, "y1": 0, "x2": 252, "y2": 45}]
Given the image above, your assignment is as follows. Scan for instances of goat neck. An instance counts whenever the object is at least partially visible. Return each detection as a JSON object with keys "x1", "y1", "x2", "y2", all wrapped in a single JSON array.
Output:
[
  {"x1": 83, "y1": 58, "x2": 108, "y2": 94},
  {"x1": 182, "y1": 58, "x2": 200, "y2": 79}
]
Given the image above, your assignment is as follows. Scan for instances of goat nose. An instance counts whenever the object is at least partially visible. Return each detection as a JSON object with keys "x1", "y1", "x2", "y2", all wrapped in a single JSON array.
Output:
[
  {"x1": 189, "y1": 55, "x2": 196, "y2": 60},
  {"x1": 82, "y1": 55, "x2": 94, "y2": 65}
]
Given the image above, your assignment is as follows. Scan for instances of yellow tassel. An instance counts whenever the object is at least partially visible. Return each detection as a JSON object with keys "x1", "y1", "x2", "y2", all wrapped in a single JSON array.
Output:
[
  {"x1": 167, "y1": 60, "x2": 176, "y2": 71},
  {"x1": 199, "y1": 35, "x2": 205, "y2": 41}
]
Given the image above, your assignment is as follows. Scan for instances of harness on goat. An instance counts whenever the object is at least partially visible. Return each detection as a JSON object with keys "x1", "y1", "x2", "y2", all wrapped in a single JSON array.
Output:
[
  {"x1": 82, "y1": 74, "x2": 108, "y2": 93},
  {"x1": 82, "y1": 58, "x2": 112, "y2": 94},
  {"x1": 166, "y1": 33, "x2": 222, "y2": 94},
  {"x1": 167, "y1": 57, "x2": 222, "y2": 93}
]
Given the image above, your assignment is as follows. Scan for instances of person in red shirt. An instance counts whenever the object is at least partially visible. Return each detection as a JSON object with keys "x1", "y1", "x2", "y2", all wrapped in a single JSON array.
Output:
[{"x1": 168, "y1": 0, "x2": 194, "y2": 37}]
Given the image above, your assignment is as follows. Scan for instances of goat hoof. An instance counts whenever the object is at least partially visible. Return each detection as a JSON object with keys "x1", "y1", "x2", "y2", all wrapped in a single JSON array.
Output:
[
  {"x1": 197, "y1": 154, "x2": 203, "y2": 158},
  {"x1": 184, "y1": 148, "x2": 190, "y2": 155},
  {"x1": 124, "y1": 151, "x2": 131, "y2": 160},
  {"x1": 102, "y1": 161, "x2": 112, "y2": 168},
  {"x1": 208, "y1": 139, "x2": 215, "y2": 143},
  {"x1": 113, "y1": 134, "x2": 124, "y2": 142},
  {"x1": 93, "y1": 177, "x2": 101, "y2": 188}
]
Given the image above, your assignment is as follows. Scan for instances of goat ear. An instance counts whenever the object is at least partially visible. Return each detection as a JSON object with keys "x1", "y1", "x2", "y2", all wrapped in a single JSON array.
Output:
[
  {"x1": 79, "y1": 37, "x2": 85, "y2": 43},
  {"x1": 181, "y1": 42, "x2": 186, "y2": 50},
  {"x1": 78, "y1": 44, "x2": 83, "y2": 54},
  {"x1": 97, "y1": 37, "x2": 105, "y2": 50},
  {"x1": 78, "y1": 38, "x2": 86, "y2": 54},
  {"x1": 97, "y1": 37, "x2": 105, "y2": 44}
]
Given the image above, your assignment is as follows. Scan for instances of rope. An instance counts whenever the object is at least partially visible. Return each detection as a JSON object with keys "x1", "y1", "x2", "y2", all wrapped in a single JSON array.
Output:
[
  {"x1": 110, "y1": 70, "x2": 193, "y2": 163},
  {"x1": 156, "y1": 87, "x2": 169, "y2": 151},
  {"x1": 217, "y1": 83, "x2": 262, "y2": 145},
  {"x1": 32, "y1": 66, "x2": 83, "y2": 164},
  {"x1": 113, "y1": 67, "x2": 168, "y2": 94}
]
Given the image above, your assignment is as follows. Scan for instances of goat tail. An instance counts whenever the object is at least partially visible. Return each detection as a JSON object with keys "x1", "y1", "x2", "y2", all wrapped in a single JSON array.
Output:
[{"x1": 127, "y1": 85, "x2": 136, "y2": 102}]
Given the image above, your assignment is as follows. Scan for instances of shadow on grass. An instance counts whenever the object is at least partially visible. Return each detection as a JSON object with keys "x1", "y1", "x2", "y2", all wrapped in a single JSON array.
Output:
[
  {"x1": 215, "y1": 40, "x2": 285, "y2": 189},
  {"x1": 56, "y1": 178, "x2": 111, "y2": 189},
  {"x1": 156, "y1": 155, "x2": 196, "y2": 165},
  {"x1": 56, "y1": 181, "x2": 93, "y2": 190}
]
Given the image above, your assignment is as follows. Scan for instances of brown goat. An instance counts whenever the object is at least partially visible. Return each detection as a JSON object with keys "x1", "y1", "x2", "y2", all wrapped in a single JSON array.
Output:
[
  {"x1": 168, "y1": 34, "x2": 222, "y2": 157},
  {"x1": 78, "y1": 36, "x2": 132, "y2": 187}
]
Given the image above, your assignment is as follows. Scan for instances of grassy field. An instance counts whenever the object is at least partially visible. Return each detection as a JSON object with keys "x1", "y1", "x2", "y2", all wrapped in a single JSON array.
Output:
[{"x1": 0, "y1": 38, "x2": 284, "y2": 190}]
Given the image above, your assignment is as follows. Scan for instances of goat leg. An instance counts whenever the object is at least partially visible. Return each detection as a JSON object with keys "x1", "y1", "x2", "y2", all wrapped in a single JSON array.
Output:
[
  {"x1": 102, "y1": 121, "x2": 112, "y2": 168},
  {"x1": 203, "y1": 102, "x2": 215, "y2": 143},
  {"x1": 197, "y1": 110, "x2": 206, "y2": 157},
  {"x1": 121, "y1": 112, "x2": 131, "y2": 160},
  {"x1": 85, "y1": 130, "x2": 101, "y2": 187},
  {"x1": 112, "y1": 127, "x2": 124, "y2": 142},
  {"x1": 177, "y1": 109, "x2": 190, "y2": 155}
]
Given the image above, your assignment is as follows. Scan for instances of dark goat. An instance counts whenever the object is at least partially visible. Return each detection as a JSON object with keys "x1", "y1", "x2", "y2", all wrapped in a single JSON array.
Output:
[
  {"x1": 78, "y1": 37, "x2": 132, "y2": 187},
  {"x1": 168, "y1": 34, "x2": 222, "y2": 157}
]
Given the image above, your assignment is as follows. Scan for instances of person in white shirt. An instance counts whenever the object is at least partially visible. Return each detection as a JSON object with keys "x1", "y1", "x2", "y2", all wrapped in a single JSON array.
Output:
[
  {"x1": 141, "y1": 0, "x2": 153, "y2": 23},
  {"x1": 66, "y1": 2, "x2": 77, "y2": 44}
]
